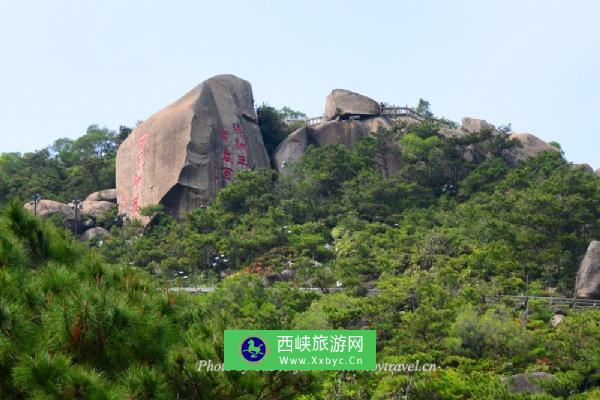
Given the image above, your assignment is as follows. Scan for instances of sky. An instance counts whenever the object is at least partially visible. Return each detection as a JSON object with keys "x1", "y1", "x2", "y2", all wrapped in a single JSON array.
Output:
[{"x1": 0, "y1": 0, "x2": 599, "y2": 167}]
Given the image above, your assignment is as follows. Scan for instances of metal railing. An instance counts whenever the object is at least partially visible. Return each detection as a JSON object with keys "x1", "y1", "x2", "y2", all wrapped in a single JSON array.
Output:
[
  {"x1": 167, "y1": 287, "x2": 600, "y2": 309},
  {"x1": 283, "y1": 105, "x2": 446, "y2": 128}
]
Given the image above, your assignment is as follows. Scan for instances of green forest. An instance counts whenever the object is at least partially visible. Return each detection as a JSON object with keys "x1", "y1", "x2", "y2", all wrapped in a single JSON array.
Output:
[{"x1": 1, "y1": 106, "x2": 600, "y2": 399}]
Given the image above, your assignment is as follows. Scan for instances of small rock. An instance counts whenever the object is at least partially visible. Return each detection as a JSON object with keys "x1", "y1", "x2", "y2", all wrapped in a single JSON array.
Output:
[
  {"x1": 461, "y1": 117, "x2": 496, "y2": 133},
  {"x1": 550, "y1": 314, "x2": 564, "y2": 328},
  {"x1": 266, "y1": 272, "x2": 282, "y2": 284},
  {"x1": 504, "y1": 372, "x2": 554, "y2": 394},
  {"x1": 85, "y1": 189, "x2": 117, "y2": 203},
  {"x1": 80, "y1": 227, "x2": 109, "y2": 241},
  {"x1": 280, "y1": 269, "x2": 295, "y2": 281}
]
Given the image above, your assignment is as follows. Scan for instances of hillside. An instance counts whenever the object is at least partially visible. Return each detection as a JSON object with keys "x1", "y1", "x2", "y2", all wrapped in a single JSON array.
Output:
[{"x1": 1, "y1": 92, "x2": 600, "y2": 398}]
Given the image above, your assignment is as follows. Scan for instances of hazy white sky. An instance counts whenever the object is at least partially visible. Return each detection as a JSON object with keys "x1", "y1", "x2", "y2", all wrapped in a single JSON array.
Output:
[{"x1": 1, "y1": 0, "x2": 599, "y2": 167}]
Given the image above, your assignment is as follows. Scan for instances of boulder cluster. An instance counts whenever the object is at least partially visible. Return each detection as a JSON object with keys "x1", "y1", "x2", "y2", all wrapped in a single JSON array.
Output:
[
  {"x1": 23, "y1": 74, "x2": 600, "y2": 292},
  {"x1": 23, "y1": 189, "x2": 117, "y2": 240},
  {"x1": 275, "y1": 88, "x2": 560, "y2": 172},
  {"x1": 113, "y1": 75, "x2": 567, "y2": 219}
]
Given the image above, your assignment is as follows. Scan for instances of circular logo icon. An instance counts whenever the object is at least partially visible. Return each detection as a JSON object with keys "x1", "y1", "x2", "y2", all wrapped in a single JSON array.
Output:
[{"x1": 241, "y1": 336, "x2": 266, "y2": 362}]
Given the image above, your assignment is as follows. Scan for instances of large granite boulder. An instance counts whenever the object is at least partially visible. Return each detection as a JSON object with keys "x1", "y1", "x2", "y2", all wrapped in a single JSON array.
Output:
[
  {"x1": 325, "y1": 89, "x2": 381, "y2": 121},
  {"x1": 439, "y1": 117, "x2": 498, "y2": 139},
  {"x1": 23, "y1": 200, "x2": 73, "y2": 219},
  {"x1": 80, "y1": 227, "x2": 109, "y2": 241},
  {"x1": 310, "y1": 117, "x2": 391, "y2": 147},
  {"x1": 273, "y1": 127, "x2": 308, "y2": 171},
  {"x1": 116, "y1": 74, "x2": 270, "y2": 220},
  {"x1": 504, "y1": 372, "x2": 554, "y2": 394},
  {"x1": 274, "y1": 117, "x2": 394, "y2": 172},
  {"x1": 461, "y1": 117, "x2": 496, "y2": 133},
  {"x1": 85, "y1": 189, "x2": 117, "y2": 203},
  {"x1": 78, "y1": 200, "x2": 116, "y2": 218},
  {"x1": 576, "y1": 241, "x2": 600, "y2": 299},
  {"x1": 574, "y1": 163, "x2": 594, "y2": 173},
  {"x1": 503, "y1": 133, "x2": 559, "y2": 166}
]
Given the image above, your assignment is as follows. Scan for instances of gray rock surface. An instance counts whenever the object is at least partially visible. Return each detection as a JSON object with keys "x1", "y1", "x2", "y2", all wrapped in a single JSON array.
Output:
[
  {"x1": 280, "y1": 269, "x2": 295, "y2": 281},
  {"x1": 325, "y1": 89, "x2": 381, "y2": 121},
  {"x1": 504, "y1": 372, "x2": 554, "y2": 394},
  {"x1": 116, "y1": 74, "x2": 270, "y2": 220},
  {"x1": 461, "y1": 117, "x2": 496, "y2": 133},
  {"x1": 79, "y1": 200, "x2": 116, "y2": 218},
  {"x1": 80, "y1": 227, "x2": 109, "y2": 241},
  {"x1": 503, "y1": 133, "x2": 559, "y2": 165},
  {"x1": 274, "y1": 117, "x2": 394, "y2": 172},
  {"x1": 85, "y1": 189, "x2": 117, "y2": 203},
  {"x1": 23, "y1": 199, "x2": 73, "y2": 219},
  {"x1": 439, "y1": 118, "x2": 498, "y2": 139},
  {"x1": 438, "y1": 127, "x2": 468, "y2": 139},
  {"x1": 595, "y1": 168, "x2": 600, "y2": 177},
  {"x1": 309, "y1": 118, "x2": 391, "y2": 147},
  {"x1": 273, "y1": 127, "x2": 308, "y2": 171},
  {"x1": 550, "y1": 314, "x2": 564, "y2": 328},
  {"x1": 576, "y1": 240, "x2": 600, "y2": 299},
  {"x1": 574, "y1": 163, "x2": 594, "y2": 173}
]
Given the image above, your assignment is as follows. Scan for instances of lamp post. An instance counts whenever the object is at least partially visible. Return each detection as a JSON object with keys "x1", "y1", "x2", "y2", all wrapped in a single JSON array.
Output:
[
  {"x1": 71, "y1": 199, "x2": 83, "y2": 237},
  {"x1": 30, "y1": 193, "x2": 42, "y2": 216},
  {"x1": 211, "y1": 255, "x2": 228, "y2": 280}
]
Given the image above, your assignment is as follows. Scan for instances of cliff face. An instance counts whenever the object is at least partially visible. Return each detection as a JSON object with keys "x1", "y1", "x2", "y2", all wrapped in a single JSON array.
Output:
[{"x1": 116, "y1": 74, "x2": 270, "y2": 221}]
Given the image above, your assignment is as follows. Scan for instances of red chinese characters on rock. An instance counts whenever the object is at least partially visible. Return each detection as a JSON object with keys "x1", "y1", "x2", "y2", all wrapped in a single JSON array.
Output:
[
  {"x1": 220, "y1": 128, "x2": 233, "y2": 183},
  {"x1": 130, "y1": 132, "x2": 149, "y2": 217},
  {"x1": 232, "y1": 122, "x2": 248, "y2": 171},
  {"x1": 219, "y1": 122, "x2": 249, "y2": 185}
]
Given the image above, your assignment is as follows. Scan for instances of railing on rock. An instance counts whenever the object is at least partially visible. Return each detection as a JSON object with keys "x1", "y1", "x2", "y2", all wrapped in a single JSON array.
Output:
[{"x1": 283, "y1": 105, "x2": 446, "y2": 128}]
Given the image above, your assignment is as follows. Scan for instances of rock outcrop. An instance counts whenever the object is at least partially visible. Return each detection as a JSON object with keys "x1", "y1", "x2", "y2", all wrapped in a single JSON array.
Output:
[
  {"x1": 23, "y1": 190, "x2": 119, "y2": 239},
  {"x1": 461, "y1": 117, "x2": 497, "y2": 134},
  {"x1": 595, "y1": 168, "x2": 600, "y2": 177},
  {"x1": 274, "y1": 117, "x2": 394, "y2": 172},
  {"x1": 575, "y1": 241, "x2": 600, "y2": 299},
  {"x1": 504, "y1": 372, "x2": 554, "y2": 394},
  {"x1": 503, "y1": 133, "x2": 559, "y2": 166},
  {"x1": 273, "y1": 127, "x2": 308, "y2": 170},
  {"x1": 23, "y1": 200, "x2": 73, "y2": 219},
  {"x1": 574, "y1": 163, "x2": 594, "y2": 173},
  {"x1": 116, "y1": 74, "x2": 270, "y2": 220},
  {"x1": 325, "y1": 89, "x2": 381, "y2": 121},
  {"x1": 85, "y1": 189, "x2": 117, "y2": 203},
  {"x1": 79, "y1": 200, "x2": 116, "y2": 218},
  {"x1": 438, "y1": 117, "x2": 499, "y2": 139},
  {"x1": 80, "y1": 227, "x2": 109, "y2": 241}
]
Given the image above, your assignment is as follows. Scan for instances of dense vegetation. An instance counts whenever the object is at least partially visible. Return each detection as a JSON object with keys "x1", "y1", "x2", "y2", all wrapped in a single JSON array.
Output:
[
  {"x1": 0, "y1": 125, "x2": 129, "y2": 204},
  {"x1": 1, "y1": 112, "x2": 600, "y2": 398}
]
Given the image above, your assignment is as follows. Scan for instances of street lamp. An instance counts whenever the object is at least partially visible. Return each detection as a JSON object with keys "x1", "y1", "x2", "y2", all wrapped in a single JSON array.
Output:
[
  {"x1": 71, "y1": 199, "x2": 83, "y2": 236},
  {"x1": 212, "y1": 255, "x2": 228, "y2": 280},
  {"x1": 30, "y1": 193, "x2": 42, "y2": 216}
]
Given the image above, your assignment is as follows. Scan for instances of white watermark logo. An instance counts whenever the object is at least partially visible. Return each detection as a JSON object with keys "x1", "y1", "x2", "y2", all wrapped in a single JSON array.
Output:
[{"x1": 196, "y1": 359, "x2": 438, "y2": 373}]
